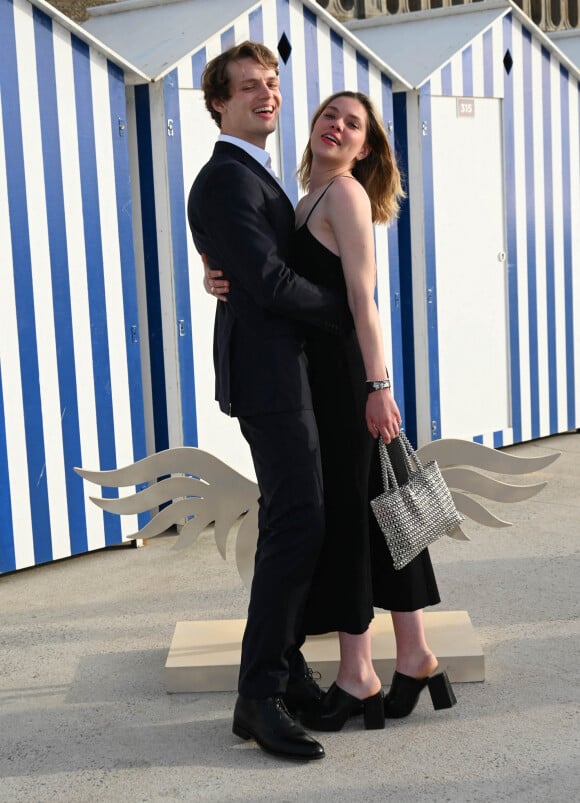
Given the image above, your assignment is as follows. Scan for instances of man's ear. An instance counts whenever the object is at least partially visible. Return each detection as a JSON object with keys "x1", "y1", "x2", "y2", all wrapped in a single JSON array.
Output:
[{"x1": 211, "y1": 98, "x2": 226, "y2": 114}]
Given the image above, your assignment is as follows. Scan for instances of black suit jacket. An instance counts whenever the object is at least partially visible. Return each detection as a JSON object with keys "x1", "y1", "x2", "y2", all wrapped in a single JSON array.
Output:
[{"x1": 187, "y1": 141, "x2": 350, "y2": 417}]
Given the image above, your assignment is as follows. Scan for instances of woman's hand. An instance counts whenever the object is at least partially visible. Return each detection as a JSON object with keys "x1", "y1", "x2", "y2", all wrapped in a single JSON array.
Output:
[
  {"x1": 366, "y1": 389, "x2": 402, "y2": 443},
  {"x1": 201, "y1": 254, "x2": 230, "y2": 302}
]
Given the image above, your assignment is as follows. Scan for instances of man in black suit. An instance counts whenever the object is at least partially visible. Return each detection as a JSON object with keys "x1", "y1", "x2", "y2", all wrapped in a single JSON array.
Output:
[{"x1": 187, "y1": 42, "x2": 350, "y2": 760}]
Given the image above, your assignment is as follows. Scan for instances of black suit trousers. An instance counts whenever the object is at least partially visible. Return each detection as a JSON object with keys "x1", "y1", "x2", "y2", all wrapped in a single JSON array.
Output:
[{"x1": 237, "y1": 409, "x2": 325, "y2": 699}]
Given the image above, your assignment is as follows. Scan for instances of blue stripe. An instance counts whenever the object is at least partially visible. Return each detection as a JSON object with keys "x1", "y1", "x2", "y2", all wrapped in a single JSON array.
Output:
[
  {"x1": 560, "y1": 68, "x2": 576, "y2": 430},
  {"x1": 420, "y1": 86, "x2": 441, "y2": 440},
  {"x1": 0, "y1": 369, "x2": 16, "y2": 573},
  {"x1": 134, "y1": 85, "x2": 169, "y2": 453},
  {"x1": 72, "y1": 35, "x2": 121, "y2": 546},
  {"x1": 382, "y1": 75, "x2": 405, "y2": 430},
  {"x1": 473, "y1": 434, "x2": 484, "y2": 445},
  {"x1": 107, "y1": 63, "x2": 149, "y2": 530},
  {"x1": 441, "y1": 63, "x2": 452, "y2": 96},
  {"x1": 221, "y1": 27, "x2": 235, "y2": 50},
  {"x1": 330, "y1": 30, "x2": 344, "y2": 93},
  {"x1": 163, "y1": 71, "x2": 198, "y2": 446},
  {"x1": 462, "y1": 45, "x2": 473, "y2": 97},
  {"x1": 303, "y1": 6, "x2": 320, "y2": 118},
  {"x1": 483, "y1": 28, "x2": 494, "y2": 96},
  {"x1": 541, "y1": 46, "x2": 557, "y2": 434},
  {"x1": 522, "y1": 28, "x2": 540, "y2": 439},
  {"x1": 502, "y1": 15, "x2": 522, "y2": 443},
  {"x1": 277, "y1": 0, "x2": 298, "y2": 203},
  {"x1": 249, "y1": 7, "x2": 263, "y2": 41},
  {"x1": 393, "y1": 92, "x2": 416, "y2": 444},
  {"x1": 33, "y1": 7, "x2": 87, "y2": 556},
  {"x1": 0, "y1": 0, "x2": 52, "y2": 565},
  {"x1": 192, "y1": 48, "x2": 206, "y2": 89},
  {"x1": 493, "y1": 430, "x2": 504, "y2": 448},
  {"x1": 356, "y1": 53, "x2": 369, "y2": 95}
]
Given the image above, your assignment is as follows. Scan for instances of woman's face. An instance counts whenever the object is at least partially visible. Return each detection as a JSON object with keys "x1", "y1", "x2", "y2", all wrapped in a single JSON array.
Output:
[{"x1": 310, "y1": 95, "x2": 370, "y2": 168}]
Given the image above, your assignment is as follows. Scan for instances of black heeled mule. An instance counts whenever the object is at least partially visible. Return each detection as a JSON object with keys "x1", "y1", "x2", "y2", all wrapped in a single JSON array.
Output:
[
  {"x1": 384, "y1": 670, "x2": 456, "y2": 718},
  {"x1": 301, "y1": 682, "x2": 385, "y2": 732}
]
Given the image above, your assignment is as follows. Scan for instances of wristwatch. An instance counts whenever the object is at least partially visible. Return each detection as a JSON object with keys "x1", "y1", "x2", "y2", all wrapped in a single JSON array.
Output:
[{"x1": 366, "y1": 379, "x2": 391, "y2": 394}]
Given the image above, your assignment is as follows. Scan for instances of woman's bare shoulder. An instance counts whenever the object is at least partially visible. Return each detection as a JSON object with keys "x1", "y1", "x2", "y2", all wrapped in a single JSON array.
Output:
[{"x1": 327, "y1": 175, "x2": 371, "y2": 214}]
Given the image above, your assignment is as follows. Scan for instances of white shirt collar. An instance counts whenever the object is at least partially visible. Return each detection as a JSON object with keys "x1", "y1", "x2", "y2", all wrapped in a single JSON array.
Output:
[
  {"x1": 219, "y1": 134, "x2": 273, "y2": 172},
  {"x1": 217, "y1": 134, "x2": 291, "y2": 200}
]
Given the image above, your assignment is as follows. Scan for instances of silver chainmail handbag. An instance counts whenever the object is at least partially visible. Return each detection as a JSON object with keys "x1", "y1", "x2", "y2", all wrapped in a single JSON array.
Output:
[{"x1": 370, "y1": 432, "x2": 463, "y2": 570}]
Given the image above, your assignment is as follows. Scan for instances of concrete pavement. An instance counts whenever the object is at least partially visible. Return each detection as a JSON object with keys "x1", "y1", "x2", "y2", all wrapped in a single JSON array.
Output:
[{"x1": 1, "y1": 432, "x2": 579, "y2": 802}]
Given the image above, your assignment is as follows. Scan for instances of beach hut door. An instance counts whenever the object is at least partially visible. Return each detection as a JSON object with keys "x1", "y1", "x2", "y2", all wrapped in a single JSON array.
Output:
[{"x1": 430, "y1": 96, "x2": 509, "y2": 439}]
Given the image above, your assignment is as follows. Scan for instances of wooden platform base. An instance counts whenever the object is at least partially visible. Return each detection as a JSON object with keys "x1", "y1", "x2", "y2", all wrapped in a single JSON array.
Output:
[{"x1": 165, "y1": 611, "x2": 484, "y2": 693}]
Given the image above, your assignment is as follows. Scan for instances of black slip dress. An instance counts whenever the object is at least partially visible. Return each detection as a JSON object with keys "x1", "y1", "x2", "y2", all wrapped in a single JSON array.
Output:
[{"x1": 292, "y1": 181, "x2": 440, "y2": 635}]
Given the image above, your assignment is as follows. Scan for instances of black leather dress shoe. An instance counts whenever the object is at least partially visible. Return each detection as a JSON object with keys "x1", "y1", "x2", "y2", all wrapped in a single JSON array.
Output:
[
  {"x1": 232, "y1": 695, "x2": 325, "y2": 760},
  {"x1": 284, "y1": 666, "x2": 323, "y2": 717}
]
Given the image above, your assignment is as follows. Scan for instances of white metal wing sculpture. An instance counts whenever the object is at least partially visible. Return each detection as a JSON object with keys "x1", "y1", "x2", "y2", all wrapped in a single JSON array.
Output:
[
  {"x1": 75, "y1": 439, "x2": 559, "y2": 588},
  {"x1": 75, "y1": 449, "x2": 259, "y2": 587}
]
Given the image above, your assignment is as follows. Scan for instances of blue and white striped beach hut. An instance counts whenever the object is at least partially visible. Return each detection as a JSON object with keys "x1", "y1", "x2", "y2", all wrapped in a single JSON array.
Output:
[
  {"x1": 83, "y1": 0, "x2": 411, "y2": 479},
  {"x1": 348, "y1": 0, "x2": 580, "y2": 448},
  {"x1": 0, "y1": 0, "x2": 149, "y2": 572}
]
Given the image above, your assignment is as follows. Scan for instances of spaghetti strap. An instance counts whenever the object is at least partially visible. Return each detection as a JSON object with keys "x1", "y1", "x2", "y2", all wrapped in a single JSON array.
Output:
[{"x1": 303, "y1": 175, "x2": 356, "y2": 226}]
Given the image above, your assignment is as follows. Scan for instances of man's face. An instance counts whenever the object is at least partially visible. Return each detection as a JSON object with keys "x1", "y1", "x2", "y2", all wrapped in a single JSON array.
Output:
[{"x1": 212, "y1": 58, "x2": 281, "y2": 148}]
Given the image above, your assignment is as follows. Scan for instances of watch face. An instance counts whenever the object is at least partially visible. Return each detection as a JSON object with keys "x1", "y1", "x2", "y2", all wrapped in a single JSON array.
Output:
[{"x1": 367, "y1": 379, "x2": 390, "y2": 393}]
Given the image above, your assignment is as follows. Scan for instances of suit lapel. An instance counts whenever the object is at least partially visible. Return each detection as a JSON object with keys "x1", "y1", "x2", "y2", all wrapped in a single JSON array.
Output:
[{"x1": 213, "y1": 141, "x2": 294, "y2": 216}]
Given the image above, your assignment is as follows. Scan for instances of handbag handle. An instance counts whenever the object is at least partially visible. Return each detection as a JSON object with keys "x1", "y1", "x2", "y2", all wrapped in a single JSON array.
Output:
[{"x1": 378, "y1": 432, "x2": 423, "y2": 491}]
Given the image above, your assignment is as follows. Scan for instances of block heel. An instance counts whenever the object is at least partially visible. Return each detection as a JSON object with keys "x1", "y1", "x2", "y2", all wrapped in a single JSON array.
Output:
[
  {"x1": 427, "y1": 672, "x2": 457, "y2": 710},
  {"x1": 362, "y1": 691, "x2": 386, "y2": 730}
]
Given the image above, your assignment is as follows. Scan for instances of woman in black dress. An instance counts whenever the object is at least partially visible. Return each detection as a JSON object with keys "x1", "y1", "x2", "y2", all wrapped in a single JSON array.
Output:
[{"x1": 290, "y1": 91, "x2": 454, "y2": 731}]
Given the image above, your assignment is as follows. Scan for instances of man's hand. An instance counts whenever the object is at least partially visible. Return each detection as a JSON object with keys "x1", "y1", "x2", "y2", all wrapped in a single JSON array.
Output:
[
  {"x1": 201, "y1": 253, "x2": 230, "y2": 302},
  {"x1": 365, "y1": 390, "x2": 401, "y2": 443}
]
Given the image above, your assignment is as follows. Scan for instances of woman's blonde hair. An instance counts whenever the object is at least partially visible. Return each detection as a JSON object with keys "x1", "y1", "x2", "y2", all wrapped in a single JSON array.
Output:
[{"x1": 297, "y1": 91, "x2": 404, "y2": 224}]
